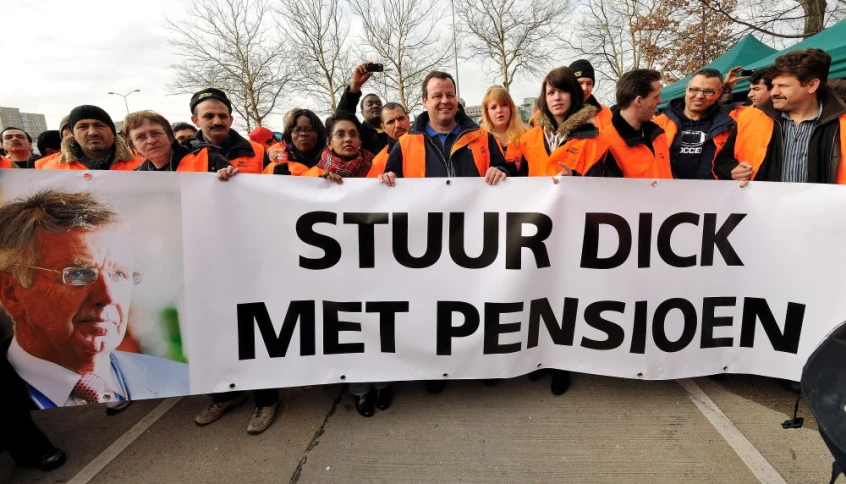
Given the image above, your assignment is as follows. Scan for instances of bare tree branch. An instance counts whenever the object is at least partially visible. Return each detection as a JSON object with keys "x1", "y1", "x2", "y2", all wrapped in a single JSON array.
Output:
[
  {"x1": 166, "y1": 0, "x2": 295, "y2": 131},
  {"x1": 276, "y1": 0, "x2": 352, "y2": 113},
  {"x1": 454, "y1": 0, "x2": 574, "y2": 91}
]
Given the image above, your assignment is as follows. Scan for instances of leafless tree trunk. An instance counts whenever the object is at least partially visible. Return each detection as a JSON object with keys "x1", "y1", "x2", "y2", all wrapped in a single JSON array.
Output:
[
  {"x1": 454, "y1": 0, "x2": 574, "y2": 91},
  {"x1": 276, "y1": 0, "x2": 352, "y2": 113},
  {"x1": 166, "y1": 0, "x2": 295, "y2": 131},
  {"x1": 699, "y1": 0, "x2": 845, "y2": 38},
  {"x1": 347, "y1": 0, "x2": 451, "y2": 114}
]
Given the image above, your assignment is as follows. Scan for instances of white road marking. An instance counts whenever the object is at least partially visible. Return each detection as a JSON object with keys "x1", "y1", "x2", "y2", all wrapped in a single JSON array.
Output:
[
  {"x1": 677, "y1": 379, "x2": 787, "y2": 484},
  {"x1": 67, "y1": 397, "x2": 182, "y2": 484}
]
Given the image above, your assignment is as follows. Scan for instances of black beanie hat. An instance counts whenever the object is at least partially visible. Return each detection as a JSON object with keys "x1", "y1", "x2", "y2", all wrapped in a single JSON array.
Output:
[
  {"x1": 569, "y1": 59, "x2": 595, "y2": 84},
  {"x1": 190, "y1": 88, "x2": 232, "y2": 114},
  {"x1": 68, "y1": 105, "x2": 116, "y2": 134}
]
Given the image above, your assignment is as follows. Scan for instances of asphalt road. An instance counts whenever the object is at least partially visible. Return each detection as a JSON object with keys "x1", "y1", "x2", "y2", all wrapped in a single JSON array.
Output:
[{"x1": 0, "y1": 374, "x2": 838, "y2": 483}]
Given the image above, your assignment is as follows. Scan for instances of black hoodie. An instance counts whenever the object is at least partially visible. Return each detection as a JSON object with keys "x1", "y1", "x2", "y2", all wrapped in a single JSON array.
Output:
[{"x1": 660, "y1": 97, "x2": 735, "y2": 179}]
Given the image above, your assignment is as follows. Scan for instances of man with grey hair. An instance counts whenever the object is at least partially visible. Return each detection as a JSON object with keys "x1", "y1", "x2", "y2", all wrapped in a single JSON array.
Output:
[
  {"x1": 653, "y1": 68, "x2": 736, "y2": 179},
  {"x1": 0, "y1": 190, "x2": 188, "y2": 409}
]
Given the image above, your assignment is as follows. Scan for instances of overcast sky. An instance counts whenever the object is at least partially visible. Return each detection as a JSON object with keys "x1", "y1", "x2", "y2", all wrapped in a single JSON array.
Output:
[{"x1": 3, "y1": 0, "x2": 588, "y2": 133}]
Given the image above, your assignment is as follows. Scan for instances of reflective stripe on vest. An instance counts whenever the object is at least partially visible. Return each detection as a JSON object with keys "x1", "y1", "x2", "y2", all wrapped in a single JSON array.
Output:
[
  {"x1": 602, "y1": 126, "x2": 672, "y2": 179},
  {"x1": 367, "y1": 145, "x2": 389, "y2": 178},
  {"x1": 520, "y1": 126, "x2": 608, "y2": 176},
  {"x1": 228, "y1": 140, "x2": 264, "y2": 174},
  {"x1": 400, "y1": 131, "x2": 490, "y2": 178},
  {"x1": 733, "y1": 107, "x2": 774, "y2": 180},
  {"x1": 653, "y1": 114, "x2": 730, "y2": 179},
  {"x1": 176, "y1": 148, "x2": 209, "y2": 172}
]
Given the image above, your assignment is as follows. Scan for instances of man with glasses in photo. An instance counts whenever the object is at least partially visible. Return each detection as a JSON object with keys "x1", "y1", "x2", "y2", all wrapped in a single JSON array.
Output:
[
  {"x1": 0, "y1": 190, "x2": 189, "y2": 409},
  {"x1": 654, "y1": 68, "x2": 736, "y2": 179}
]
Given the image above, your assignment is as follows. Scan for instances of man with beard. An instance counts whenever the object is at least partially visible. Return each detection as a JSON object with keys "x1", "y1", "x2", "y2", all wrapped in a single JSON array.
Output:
[
  {"x1": 337, "y1": 62, "x2": 389, "y2": 154},
  {"x1": 653, "y1": 68, "x2": 736, "y2": 179},
  {"x1": 39, "y1": 106, "x2": 144, "y2": 170}
]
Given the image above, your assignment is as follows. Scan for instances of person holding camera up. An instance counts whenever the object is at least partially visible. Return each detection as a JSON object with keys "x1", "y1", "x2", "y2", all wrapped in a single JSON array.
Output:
[{"x1": 337, "y1": 62, "x2": 390, "y2": 155}]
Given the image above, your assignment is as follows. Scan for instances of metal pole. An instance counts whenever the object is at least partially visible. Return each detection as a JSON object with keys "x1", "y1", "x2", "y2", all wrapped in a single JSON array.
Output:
[{"x1": 108, "y1": 90, "x2": 140, "y2": 116}]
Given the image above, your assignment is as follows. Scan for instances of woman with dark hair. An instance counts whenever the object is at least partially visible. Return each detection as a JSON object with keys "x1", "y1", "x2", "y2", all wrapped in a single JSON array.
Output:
[
  {"x1": 517, "y1": 66, "x2": 609, "y2": 178},
  {"x1": 519, "y1": 66, "x2": 611, "y2": 396},
  {"x1": 316, "y1": 112, "x2": 375, "y2": 181},
  {"x1": 263, "y1": 109, "x2": 327, "y2": 176}
]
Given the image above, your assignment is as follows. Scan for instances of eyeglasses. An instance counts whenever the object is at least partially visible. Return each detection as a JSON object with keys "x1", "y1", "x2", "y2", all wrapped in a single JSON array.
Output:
[
  {"x1": 332, "y1": 131, "x2": 360, "y2": 140},
  {"x1": 687, "y1": 86, "x2": 719, "y2": 97},
  {"x1": 291, "y1": 127, "x2": 315, "y2": 135},
  {"x1": 13, "y1": 264, "x2": 143, "y2": 286}
]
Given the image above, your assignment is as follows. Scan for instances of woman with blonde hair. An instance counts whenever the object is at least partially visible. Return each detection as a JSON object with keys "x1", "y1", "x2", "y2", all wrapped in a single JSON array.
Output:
[{"x1": 480, "y1": 86, "x2": 529, "y2": 167}]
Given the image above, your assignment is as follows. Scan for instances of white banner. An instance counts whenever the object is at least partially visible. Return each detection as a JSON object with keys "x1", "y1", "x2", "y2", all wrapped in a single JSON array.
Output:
[{"x1": 178, "y1": 175, "x2": 846, "y2": 394}]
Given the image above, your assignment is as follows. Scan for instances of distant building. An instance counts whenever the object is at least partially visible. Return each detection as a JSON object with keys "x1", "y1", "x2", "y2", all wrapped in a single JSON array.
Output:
[{"x1": 0, "y1": 107, "x2": 48, "y2": 142}]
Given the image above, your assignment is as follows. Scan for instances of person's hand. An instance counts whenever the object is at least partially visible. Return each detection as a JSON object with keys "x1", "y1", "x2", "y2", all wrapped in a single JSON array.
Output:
[
  {"x1": 379, "y1": 171, "x2": 397, "y2": 187},
  {"x1": 555, "y1": 162, "x2": 573, "y2": 177},
  {"x1": 217, "y1": 166, "x2": 239, "y2": 181},
  {"x1": 485, "y1": 167, "x2": 507, "y2": 185},
  {"x1": 325, "y1": 173, "x2": 343, "y2": 184},
  {"x1": 731, "y1": 161, "x2": 753, "y2": 187},
  {"x1": 351, "y1": 62, "x2": 374, "y2": 93},
  {"x1": 725, "y1": 66, "x2": 744, "y2": 90}
]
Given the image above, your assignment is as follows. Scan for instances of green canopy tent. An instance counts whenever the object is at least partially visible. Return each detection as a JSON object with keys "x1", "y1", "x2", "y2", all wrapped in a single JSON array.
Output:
[
  {"x1": 734, "y1": 18, "x2": 846, "y2": 92},
  {"x1": 659, "y1": 34, "x2": 777, "y2": 107}
]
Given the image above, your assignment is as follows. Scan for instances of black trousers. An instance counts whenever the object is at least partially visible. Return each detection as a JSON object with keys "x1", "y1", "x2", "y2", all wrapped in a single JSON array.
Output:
[
  {"x1": 211, "y1": 388, "x2": 279, "y2": 408},
  {"x1": 0, "y1": 341, "x2": 55, "y2": 465}
]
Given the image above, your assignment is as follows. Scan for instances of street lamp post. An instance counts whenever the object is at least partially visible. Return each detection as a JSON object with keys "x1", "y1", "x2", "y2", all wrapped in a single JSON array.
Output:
[{"x1": 107, "y1": 89, "x2": 141, "y2": 115}]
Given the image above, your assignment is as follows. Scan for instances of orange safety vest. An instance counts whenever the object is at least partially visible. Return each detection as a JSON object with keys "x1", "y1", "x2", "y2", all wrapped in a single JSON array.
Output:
[
  {"x1": 490, "y1": 133, "x2": 523, "y2": 164},
  {"x1": 173, "y1": 147, "x2": 210, "y2": 172},
  {"x1": 367, "y1": 145, "x2": 390, "y2": 178},
  {"x1": 40, "y1": 154, "x2": 144, "y2": 171},
  {"x1": 653, "y1": 114, "x2": 731, "y2": 179},
  {"x1": 735, "y1": 108, "x2": 846, "y2": 183},
  {"x1": 602, "y1": 125, "x2": 673, "y2": 179},
  {"x1": 519, "y1": 126, "x2": 608, "y2": 176},
  {"x1": 263, "y1": 143, "x2": 323, "y2": 176},
  {"x1": 729, "y1": 105, "x2": 747, "y2": 122},
  {"x1": 225, "y1": 140, "x2": 265, "y2": 174},
  {"x1": 34, "y1": 152, "x2": 61, "y2": 169},
  {"x1": 0, "y1": 155, "x2": 12, "y2": 169},
  {"x1": 399, "y1": 130, "x2": 490, "y2": 178},
  {"x1": 595, "y1": 104, "x2": 613, "y2": 130}
]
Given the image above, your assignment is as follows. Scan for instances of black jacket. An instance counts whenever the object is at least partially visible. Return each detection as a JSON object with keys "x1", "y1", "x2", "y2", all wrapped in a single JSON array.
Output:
[
  {"x1": 714, "y1": 87, "x2": 846, "y2": 182},
  {"x1": 137, "y1": 141, "x2": 232, "y2": 172},
  {"x1": 660, "y1": 98, "x2": 736, "y2": 179},
  {"x1": 384, "y1": 111, "x2": 508, "y2": 178},
  {"x1": 337, "y1": 86, "x2": 389, "y2": 154},
  {"x1": 186, "y1": 129, "x2": 272, "y2": 170}
]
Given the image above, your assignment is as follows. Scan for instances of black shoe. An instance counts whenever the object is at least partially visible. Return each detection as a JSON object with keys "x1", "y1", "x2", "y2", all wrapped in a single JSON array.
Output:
[
  {"x1": 375, "y1": 386, "x2": 393, "y2": 410},
  {"x1": 354, "y1": 391, "x2": 375, "y2": 417},
  {"x1": 19, "y1": 447, "x2": 67, "y2": 471},
  {"x1": 424, "y1": 381, "x2": 446, "y2": 394},
  {"x1": 550, "y1": 370, "x2": 571, "y2": 396},
  {"x1": 528, "y1": 369, "x2": 547, "y2": 381},
  {"x1": 481, "y1": 379, "x2": 499, "y2": 387}
]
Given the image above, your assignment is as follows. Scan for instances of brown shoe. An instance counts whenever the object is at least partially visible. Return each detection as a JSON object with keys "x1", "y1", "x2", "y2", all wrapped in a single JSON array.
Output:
[
  {"x1": 194, "y1": 394, "x2": 248, "y2": 426},
  {"x1": 247, "y1": 402, "x2": 279, "y2": 435}
]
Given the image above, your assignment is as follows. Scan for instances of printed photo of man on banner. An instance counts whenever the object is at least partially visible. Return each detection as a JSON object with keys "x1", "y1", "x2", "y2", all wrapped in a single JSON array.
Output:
[{"x1": 0, "y1": 171, "x2": 188, "y2": 409}]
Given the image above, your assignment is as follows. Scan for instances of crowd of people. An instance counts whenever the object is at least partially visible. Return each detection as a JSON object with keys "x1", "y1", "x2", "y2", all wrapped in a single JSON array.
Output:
[{"x1": 2, "y1": 46, "x2": 846, "y2": 472}]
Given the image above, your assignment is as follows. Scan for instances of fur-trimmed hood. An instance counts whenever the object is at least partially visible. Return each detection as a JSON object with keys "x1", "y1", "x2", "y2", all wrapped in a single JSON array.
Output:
[
  {"x1": 533, "y1": 105, "x2": 600, "y2": 139},
  {"x1": 59, "y1": 134, "x2": 134, "y2": 164}
]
